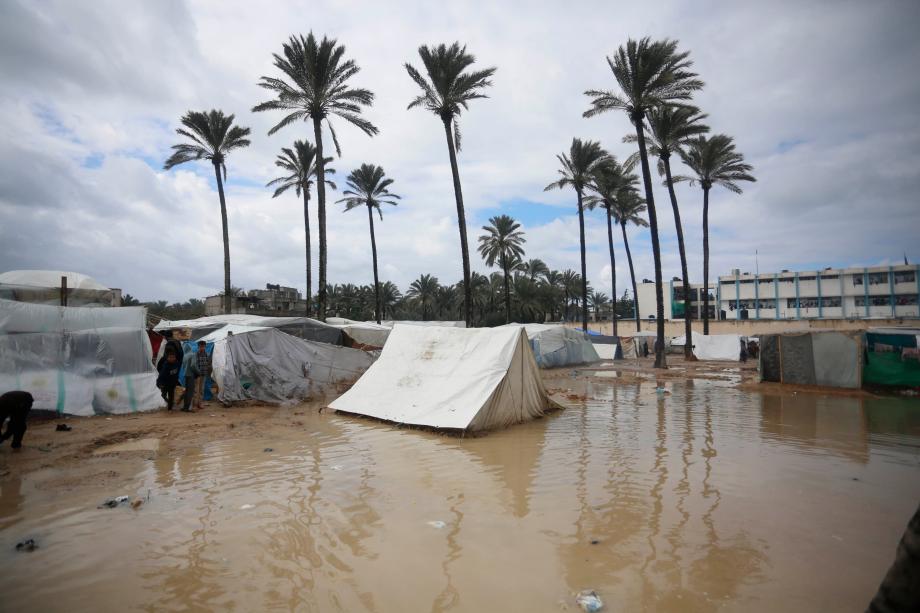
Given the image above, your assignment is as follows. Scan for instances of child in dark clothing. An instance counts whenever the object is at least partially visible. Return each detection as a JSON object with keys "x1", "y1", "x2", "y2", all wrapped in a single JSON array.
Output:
[
  {"x1": 0, "y1": 391, "x2": 33, "y2": 449},
  {"x1": 157, "y1": 352, "x2": 181, "y2": 411}
]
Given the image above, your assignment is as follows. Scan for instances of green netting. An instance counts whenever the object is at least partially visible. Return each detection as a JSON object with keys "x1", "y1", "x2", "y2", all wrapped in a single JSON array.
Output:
[{"x1": 863, "y1": 351, "x2": 920, "y2": 387}]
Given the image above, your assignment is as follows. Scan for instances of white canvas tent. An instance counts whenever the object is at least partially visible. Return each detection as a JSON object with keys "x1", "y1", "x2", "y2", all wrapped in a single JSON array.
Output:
[
  {"x1": 211, "y1": 327, "x2": 376, "y2": 405},
  {"x1": 672, "y1": 333, "x2": 743, "y2": 361},
  {"x1": 326, "y1": 317, "x2": 391, "y2": 348},
  {"x1": 0, "y1": 298, "x2": 163, "y2": 415},
  {"x1": 503, "y1": 323, "x2": 600, "y2": 368},
  {"x1": 381, "y1": 320, "x2": 466, "y2": 329},
  {"x1": 155, "y1": 313, "x2": 344, "y2": 345},
  {"x1": 330, "y1": 325, "x2": 554, "y2": 431}
]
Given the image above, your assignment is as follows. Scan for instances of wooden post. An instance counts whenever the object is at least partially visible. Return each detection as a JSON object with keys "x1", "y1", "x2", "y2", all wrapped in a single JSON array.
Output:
[
  {"x1": 60, "y1": 275, "x2": 68, "y2": 307},
  {"x1": 778, "y1": 334, "x2": 784, "y2": 384}
]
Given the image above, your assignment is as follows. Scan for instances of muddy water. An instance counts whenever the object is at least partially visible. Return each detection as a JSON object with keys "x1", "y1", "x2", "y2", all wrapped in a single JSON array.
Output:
[{"x1": 2, "y1": 380, "x2": 920, "y2": 612}]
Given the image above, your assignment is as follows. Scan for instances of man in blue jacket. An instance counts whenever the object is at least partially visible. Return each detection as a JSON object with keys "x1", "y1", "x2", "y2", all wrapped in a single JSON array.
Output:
[{"x1": 181, "y1": 340, "x2": 211, "y2": 412}]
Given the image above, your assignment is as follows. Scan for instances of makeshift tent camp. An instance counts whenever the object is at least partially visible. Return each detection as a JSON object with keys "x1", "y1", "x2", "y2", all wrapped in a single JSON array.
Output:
[
  {"x1": 863, "y1": 328, "x2": 920, "y2": 388},
  {"x1": 0, "y1": 270, "x2": 117, "y2": 307},
  {"x1": 502, "y1": 324, "x2": 600, "y2": 368},
  {"x1": 587, "y1": 334, "x2": 623, "y2": 360},
  {"x1": 381, "y1": 320, "x2": 466, "y2": 328},
  {"x1": 671, "y1": 333, "x2": 742, "y2": 361},
  {"x1": 326, "y1": 317, "x2": 391, "y2": 348},
  {"x1": 0, "y1": 298, "x2": 163, "y2": 415},
  {"x1": 155, "y1": 314, "x2": 344, "y2": 345},
  {"x1": 330, "y1": 325, "x2": 555, "y2": 432},
  {"x1": 759, "y1": 331, "x2": 863, "y2": 389},
  {"x1": 211, "y1": 327, "x2": 376, "y2": 404}
]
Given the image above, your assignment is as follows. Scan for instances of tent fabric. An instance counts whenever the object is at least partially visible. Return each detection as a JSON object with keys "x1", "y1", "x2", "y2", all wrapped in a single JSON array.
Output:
[
  {"x1": 155, "y1": 314, "x2": 344, "y2": 345},
  {"x1": 758, "y1": 332, "x2": 862, "y2": 389},
  {"x1": 211, "y1": 327, "x2": 375, "y2": 405},
  {"x1": 812, "y1": 333, "x2": 861, "y2": 389},
  {"x1": 326, "y1": 318, "x2": 391, "y2": 348},
  {"x1": 381, "y1": 320, "x2": 466, "y2": 328},
  {"x1": 502, "y1": 324, "x2": 600, "y2": 368},
  {"x1": 688, "y1": 334, "x2": 743, "y2": 361},
  {"x1": 864, "y1": 329, "x2": 920, "y2": 387},
  {"x1": 197, "y1": 324, "x2": 269, "y2": 343},
  {"x1": 593, "y1": 343, "x2": 621, "y2": 360},
  {"x1": 0, "y1": 299, "x2": 163, "y2": 415},
  {"x1": 0, "y1": 270, "x2": 116, "y2": 307},
  {"x1": 779, "y1": 333, "x2": 817, "y2": 385},
  {"x1": 329, "y1": 325, "x2": 553, "y2": 432}
]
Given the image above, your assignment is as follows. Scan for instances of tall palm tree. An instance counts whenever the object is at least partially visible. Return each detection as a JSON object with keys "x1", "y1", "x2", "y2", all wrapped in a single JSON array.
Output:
[
  {"x1": 561, "y1": 269, "x2": 581, "y2": 322},
  {"x1": 406, "y1": 42, "x2": 496, "y2": 327},
  {"x1": 590, "y1": 290, "x2": 610, "y2": 321},
  {"x1": 266, "y1": 140, "x2": 336, "y2": 316},
  {"x1": 625, "y1": 105, "x2": 709, "y2": 356},
  {"x1": 379, "y1": 281, "x2": 401, "y2": 320},
  {"x1": 521, "y1": 258, "x2": 549, "y2": 281},
  {"x1": 586, "y1": 158, "x2": 639, "y2": 337},
  {"x1": 477, "y1": 214, "x2": 526, "y2": 324},
  {"x1": 542, "y1": 269, "x2": 564, "y2": 320},
  {"x1": 584, "y1": 37, "x2": 703, "y2": 367},
  {"x1": 164, "y1": 110, "x2": 251, "y2": 314},
  {"x1": 254, "y1": 33, "x2": 378, "y2": 321},
  {"x1": 676, "y1": 134, "x2": 755, "y2": 334},
  {"x1": 545, "y1": 138, "x2": 611, "y2": 332},
  {"x1": 610, "y1": 189, "x2": 649, "y2": 332},
  {"x1": 338, "y1": 164, "x2": 400, "y2": 324},
  {"x1": 407, "y1": 273, "x2": 440, "y2": 320}
]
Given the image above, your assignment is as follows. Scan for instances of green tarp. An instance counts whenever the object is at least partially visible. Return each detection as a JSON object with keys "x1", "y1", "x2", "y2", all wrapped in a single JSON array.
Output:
[{"x1": 864, "y1": 331, "x2": 920, "y2": 387}]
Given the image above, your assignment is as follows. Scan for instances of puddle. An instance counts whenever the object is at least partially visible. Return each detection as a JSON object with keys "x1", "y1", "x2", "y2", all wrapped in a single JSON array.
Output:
[
  {"x1": 593, "y1": 371, "x2": 619, "y2": 378},
  {"x1": 2, "y1": 383, "x2": 919, "y2": 611}
]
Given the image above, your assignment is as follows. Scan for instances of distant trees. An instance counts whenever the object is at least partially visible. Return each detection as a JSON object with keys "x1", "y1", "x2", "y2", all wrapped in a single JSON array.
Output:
[{"x1": 477, "y1": 215, "x2": 526, "y2": 323}]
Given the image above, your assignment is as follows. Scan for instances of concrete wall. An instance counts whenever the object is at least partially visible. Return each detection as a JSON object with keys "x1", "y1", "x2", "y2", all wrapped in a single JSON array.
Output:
[{"x1": 587, "y1": 317, "x2": 920, "y2": 338}]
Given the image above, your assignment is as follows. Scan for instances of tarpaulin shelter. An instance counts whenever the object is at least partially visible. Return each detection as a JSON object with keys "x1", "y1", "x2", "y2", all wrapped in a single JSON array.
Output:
[
  {"x1": 326, "y1": 317, "x2": 391, "y2": 348},
  {"x1": 863, "y1": 328, "x2": 920, "y2": 388},
  {"x1": 0, "y1": 270, "x2": 117, "y2": 307},
  {"x1": 211, "y1": 327, "x2": 376, "y2": 404},
  {"x1": 589, "y1": 334, "x2": 623, "y2": 360},
  {"x1": 758, "y1": 331, "x2": 863, "y2": 389},
  {"x1": 672, "y1": 333, "x2": 743, "y2": 361},
  {"x1": 381, "y1": 320, "x2": 466, "y2": 328},
  {"x1": 503, "y1": 324, "x2": 600, "y2": 368},
  {"x1": 330, "y1": 325, "x2": 555, "y2": 432},
  {"x1": 155, "y1": 314, "x2": 344, "y2": 345},
  {"x1": 0, "y1": 298, "x2": 163, "y2": 415}
]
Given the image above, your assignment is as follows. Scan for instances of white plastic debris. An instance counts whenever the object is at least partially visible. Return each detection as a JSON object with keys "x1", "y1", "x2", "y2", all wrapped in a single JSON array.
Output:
[
  {"x1": 240, "y1": 504, "x2": 255, "y2": 510},
  {"x1": 426, "y1": 520, "x2": 446, "y2": 529},
  {"x1": 576, "y1": 589, "x2": 604, "y2": 612}
]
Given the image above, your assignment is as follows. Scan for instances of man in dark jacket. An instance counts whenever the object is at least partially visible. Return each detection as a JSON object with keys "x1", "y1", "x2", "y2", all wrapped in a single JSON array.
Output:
[
  {"x1": 0, "y1": 391, "x2": 33, "y2": 449},
  {"x1": 157, "y1": 352, "x2": 181, "y2": 411},
  {"x1": 157, "y1": 330, "x2": 185, "y2": 371}
]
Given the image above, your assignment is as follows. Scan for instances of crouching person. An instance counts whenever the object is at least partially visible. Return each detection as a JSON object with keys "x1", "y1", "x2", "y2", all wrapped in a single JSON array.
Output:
[
  {"x1": 157, "y1": 351, "x2": 181, "y2": 411},
  {"x1": 0, "y1": 391, "x2": 34, "y2": 449}
]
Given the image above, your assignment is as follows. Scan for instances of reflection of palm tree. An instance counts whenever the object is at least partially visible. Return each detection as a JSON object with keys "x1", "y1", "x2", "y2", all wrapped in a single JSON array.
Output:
[
  {"x1": 431, "y1": 493, "x2": 464, "y2": 613},
  {"x1": 640, "y1": 390, "x2": 669, "y2": 597}
]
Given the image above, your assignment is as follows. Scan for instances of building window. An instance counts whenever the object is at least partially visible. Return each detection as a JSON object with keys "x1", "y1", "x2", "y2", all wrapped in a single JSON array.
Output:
[
  {"x1": 894, "y1": 271, "x2": 916, "y2": 284},
  {"x1": 739, "y1": 279, "x2": 754, "y2": 284},
  {"x1": 799, "y1": 275, "x2": 816, "y2": 281},
  {"x1": 852, "y1": 275, "x2": 864, "y2": 286},
  {"x1": 820, "y1": 274, "x2": 839, "y2": 280},
  {"x1": 868, "y1": 272, "x2": 889, "y2": 285},
  {"x1": 758, "y1": 299, "x2": 776, "y2": 309},
  {"x1": 758, "y1": 278, "x2": 774, "y2": 284},
  {"x1": 896, "y1": 294, "x2": 918, "y2": 306},
  {"x1": 855, "y1": 296, "x2": 891, "y2": 307},
  {"x1": 820, "y1": 296, "x2": 841, "y2": 307}
]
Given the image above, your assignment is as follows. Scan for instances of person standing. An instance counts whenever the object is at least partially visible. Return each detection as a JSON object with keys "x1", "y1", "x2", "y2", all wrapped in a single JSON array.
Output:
[
  {"x1": 181, "y1": 341, "x2": 203, "y2": 412},
  {"x1": 156, "y1": 352, "x2": 181, "y2": 411},
  {"x1": 194, "y1": 340, "x2": 211, "y2": 409},
  {"x1": 157, "y1": 330, "x2": 185, "y2": 371}
]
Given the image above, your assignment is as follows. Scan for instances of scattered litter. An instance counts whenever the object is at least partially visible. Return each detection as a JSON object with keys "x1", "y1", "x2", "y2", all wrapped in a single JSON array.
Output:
[
  {"x1": 240, "y1": 504, "x2": 255, "y2": 510},
  {"x1": 263, "y1": 448, "x2": 273, "y2": 453},
  {"x1": 209, "y1": 414, "x2": 217, "y2": 417},
  {"x1": 832, "y1": 534, "x2": 843, "y2": 542},
  {"x1": 655, "y1": 387, "x2": 667, "y2": 394},
  {"x1": 590, "y1": 539, "x2": 600, "y2": 545},
  {"x1": 329, "y1": 465, "x2": 343, "y2": 471},
  {"x1": 105, "y1": 417, "x2": 113, "y2": 420},
  {"x1": 15, "y1": 539, "x2": 37, "y2": 552},
  {"x1": 55, "y1": 424, "x2": 72, "y2": 432},
  {"x1": 98, "y1": 495, "x2": 130, "y2": 509},
  {"x1": 426, "y1": 520, "x2": 446, "y2": 529},
  {"x1": 852, "y1": 477, "x2": 860, "y2": 481},
  {"x1": 131, "y1": 499, "x2": 144, "y2": 509},
  {"x1": 575, "y1": 589, "x2": 604, "y2": 612}
]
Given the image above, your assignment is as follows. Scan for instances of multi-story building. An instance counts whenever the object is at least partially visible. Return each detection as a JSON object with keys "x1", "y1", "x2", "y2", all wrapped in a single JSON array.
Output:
[
  {"x1": 637, "y1": 264, "x2": 920, "y2": 321},
  {"x1": 204, "y1": 283, "x2": 306, "y2": 316}
]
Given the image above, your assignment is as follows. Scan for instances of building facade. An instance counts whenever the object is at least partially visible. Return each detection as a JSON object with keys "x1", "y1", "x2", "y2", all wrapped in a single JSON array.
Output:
[
  {"x1": 637, "y1": 264, "x2": 920, "y2": 321},
  {"x1": 204, "y1": 283, "x2": 306, "y2": 316}
]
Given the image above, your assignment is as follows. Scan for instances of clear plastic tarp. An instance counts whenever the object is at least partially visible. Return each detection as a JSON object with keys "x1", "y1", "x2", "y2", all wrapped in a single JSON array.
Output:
[{"x1": 0, "y1": 270, "x2": 116, "y2": 307}]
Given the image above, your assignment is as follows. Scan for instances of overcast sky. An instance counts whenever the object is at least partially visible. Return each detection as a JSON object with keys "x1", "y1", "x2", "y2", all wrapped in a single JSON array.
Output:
[{"x1": 1, "y1": 0, "x2": 918, "y2": 302}]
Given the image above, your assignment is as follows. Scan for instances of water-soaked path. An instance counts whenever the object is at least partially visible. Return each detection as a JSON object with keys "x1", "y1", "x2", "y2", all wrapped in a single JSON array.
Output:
[{"x1": 2, "y1": 378, "x2": 919, "y2": 611}]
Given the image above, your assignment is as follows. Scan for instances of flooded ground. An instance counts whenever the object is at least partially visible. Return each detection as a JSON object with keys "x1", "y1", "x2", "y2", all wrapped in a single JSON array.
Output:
[{"x1": 1, "y1": 371, "x2": 919, "y2": 612}]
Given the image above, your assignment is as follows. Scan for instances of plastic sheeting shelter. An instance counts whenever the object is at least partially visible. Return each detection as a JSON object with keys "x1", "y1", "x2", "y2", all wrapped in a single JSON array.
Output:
[
  {"x1": 330, "y1": 325, "x2": 554, "y2": 432},
  {"x1": 155, "y1": 314, "x2": 344, "y2": 345},
  {"x1": 672, "y1": 334, "x2": 742, "y2": 361},
  {"x1": 589, "y1": 334, "x2": 623, "y2": 360},
  {"x1": 0, "y1": 270, "x2": 117, "y2": 307},
  {"x1": 863, "y1": 328, "x2": 920, "y2": 388},
  {"x1": 0, "y1": 299, "x2": 163, "y2": 415},
  {"x1": 759, "y1": 331, "x2": 862, "y2": 389},
  {"x1": 326, "y1": 317, "x2": 391, "y2": 348},
  {"x1": 504, "y1": 324, "x2": 600, "y2": 368},
  {"x1": 381, "y1": 320, "x2": 466, "y2": 328},
  {"x1": 211, "y1": 327, "x2": 376, "y2": 404}
]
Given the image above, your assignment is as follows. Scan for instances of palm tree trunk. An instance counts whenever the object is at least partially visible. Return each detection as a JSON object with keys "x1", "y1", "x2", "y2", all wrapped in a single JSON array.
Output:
[
  {"x1": 213, "y1": 162, "x2": 232, "y2": 315},
  {"x1": 702, "y1": 184, "x2": 711, "y2": 335},
  {"x1": 312, "y1": 117, "x2": 328, "y2": 321},
  {"x1": 633, "y1": 121, "x2": 667, "y2": 368},
  {"x1": 303, "y1": 190, "x2": 312, "y2": 317},
  {"x1": 442, "y1": 117, "x2": 472, "y2": 327},
  {"x1": 577, "y1": 189, "x2": 589, "y2": 332},
  {"x1": 621, "y1": 222, "x2": 640, "y2": 333},
  {"x1": 366, "y1": 205, "x2": 382, "y2": 324},
  {"x1": 606, "y1": 207, "x2": 618, "y2": 337},
  {"x1": 663, "y1": 155, "x2": 694, "y2": 360},
  {"x1": 500, "y1": 251, "x2": 511, "y2": 323}
]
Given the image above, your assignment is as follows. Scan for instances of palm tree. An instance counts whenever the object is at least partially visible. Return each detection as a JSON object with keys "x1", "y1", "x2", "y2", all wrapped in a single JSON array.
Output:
[
  {"x1": 406, "y1": 42, "x2": 496, "y2": 327},
  {"x1": 610, "y1": 189, "x2": 649, "y2": 332},
  {"x1": 676, "y1": 134, "x2": 755, "y2": 334},
  {"x1": 379, "y1": 281, "x2": 401, "y2": 320},
  {"x1": 586, "y1": 158, "x2": 638, "y2": 337},
  {"x1": 561, "y1": 269, "x2": 581, "y2": 322},
  {"x1": 624, "y1": 105, "x2": 709, "y2": 356},
  {"x1": 584, "y1": 37, "x2": 703, "y2": 367},
  {"x1": 254, "y1": 33, "x2": 378, "y2": 321},
  {"x1": 164, "y1": 110, "x2": 251, "y2": 314},
  {"x1": 266, "y1": 140, "x2": 336, "y2": 317},
  {"x1": 521, "y1": 258, "x2": 549, "y2": 281},
  {"x1": 338, "y1": 164, "x2": 400, "y2": 324},
  {"x1": 407, "y1": 273, "x2": 440, "y2": 320},
  {"x1": 542, "y1": 269, "x2": 564, "y2": 320},
  {"x1": 477, "y1": 214, "x2": 526, "y2": 324},
  {"x1": 545, "y1": 138, "x2": 611, "y2": 332},
  {"x1": 590, "y1": 290, "x2": 610, "y2": 321}
]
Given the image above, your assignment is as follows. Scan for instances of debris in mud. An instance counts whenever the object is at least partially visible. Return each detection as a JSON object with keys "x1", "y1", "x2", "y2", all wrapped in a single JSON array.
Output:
[
  {"x1": 98, "y1": 495, "x2": 130, "y2": 508},
  {"x1": 131, "y1": 499, "x2": 143, "y2": 509},
  {"x1": 575, "y1": 589, "x2": 604, "y2": 612},
  {"x1": 426, "y1": 520, "x2": 446, "y2": 529},
  {"x1": 263, "y1": 447, "x2": 273, "y2": 452},
  {"x1": 590, "y1": 539, "x2": 600, "y2": 545},
  {"x1": 240, "y1": 504, "x2": 255, "y2": 510},
  {"x1": 55, "y1": 424, "x2": 72, "y2": 432},
  {"x1": 565, "y1": 393, "x2": 588, "y2": 402},
  {"x1": 15, "y1": 539, "x2": 37, "y2": 552}
]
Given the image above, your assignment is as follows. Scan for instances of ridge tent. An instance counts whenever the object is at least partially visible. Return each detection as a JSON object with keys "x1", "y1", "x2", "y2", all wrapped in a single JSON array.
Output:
[
  {"x1": 155, "y1": 314, "x2": 344, "y2": 345},
  {"x1": 329, "y1": 325, "x2": 555, "y2": 432},
  {"x1": 759, "y1": 331, "x2": 863, "y2": 389},
  {"x1": 0, "y1": 269, "x2": 117, "y2": 307},
  {"x1": 502, "y1": 323, "x2": 600, "y2": 368},
  {"x1": 211, "y1": 327, "x2": 376, "y2": 404},
  {"x1": 0, "y1": 298, "x2": 163, "y2": 415},
  {"x1": 326, "y1": 317, "x2": 391, "y2": 348},
  {"x1": 588, "y1": 334, "x2": 623, "y2": 360}
]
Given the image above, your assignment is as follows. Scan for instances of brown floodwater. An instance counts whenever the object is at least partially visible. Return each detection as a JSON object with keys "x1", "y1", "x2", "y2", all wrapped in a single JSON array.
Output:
[{"x1": 2, "y1": 378, "x2": 920, "y2": 612}]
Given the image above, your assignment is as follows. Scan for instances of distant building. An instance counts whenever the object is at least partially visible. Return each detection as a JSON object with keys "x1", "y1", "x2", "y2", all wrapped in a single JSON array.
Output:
[
  {"x1": 637, "y1": 264, "x2": 920, "y2": 321},
  {"x1": 204, "y1": 283, "x2": 306, "y2": 316}
]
